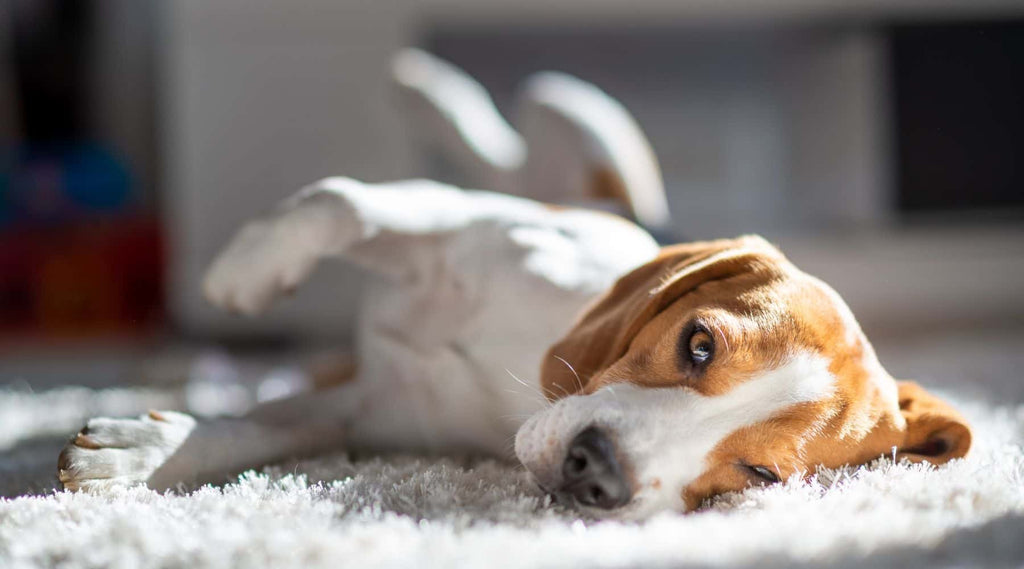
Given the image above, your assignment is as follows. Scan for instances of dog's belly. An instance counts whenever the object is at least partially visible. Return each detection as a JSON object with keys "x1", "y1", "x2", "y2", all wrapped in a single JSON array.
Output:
[
  {"x1": 345, "y1": 211, "x2": 658, "y2": 456},
  {"x1": 346, "y1": 333, "x2": 550, "y2": 456}
]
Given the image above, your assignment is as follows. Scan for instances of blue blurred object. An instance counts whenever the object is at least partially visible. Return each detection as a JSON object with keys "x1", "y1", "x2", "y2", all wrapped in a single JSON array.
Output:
[{"x1": 0, "y1": 140, "x2": 131, "y2": 227}]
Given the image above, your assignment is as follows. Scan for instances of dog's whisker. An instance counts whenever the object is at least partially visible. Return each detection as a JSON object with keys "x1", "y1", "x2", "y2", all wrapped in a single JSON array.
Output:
[
  {"x1": 552, "y1": 381, "x2": 574, "y2": 399},
  {"x1": 714, "y1": 327, "x2": 730, "y2": 354},
  {"x1": 554, "y1": 356, "x2": 584, "y2": 394},
  {"x1": 501, "y1": 434, "x2": 524, "y2": 456},
  {"x1": 501, "y1": 386, "x2": 547, "y2": 405},
  {"x1": 505, "y1": 368, "x2": 552, "y2": 407},
  {"x1": 502, "y1": 390, "x2": 548, "y2": 409},
  {"x1": 499, "y1": 413, "x2": 536, "y2": 420}
]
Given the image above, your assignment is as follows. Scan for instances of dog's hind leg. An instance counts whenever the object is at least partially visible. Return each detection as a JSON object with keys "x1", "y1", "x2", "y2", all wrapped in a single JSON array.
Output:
[
  {"x1": 390, "y1": 48, "x2": 672, "y2": 234},
  {"x1": 58, "y1": 381, "x2": 368, "y2": 492}
]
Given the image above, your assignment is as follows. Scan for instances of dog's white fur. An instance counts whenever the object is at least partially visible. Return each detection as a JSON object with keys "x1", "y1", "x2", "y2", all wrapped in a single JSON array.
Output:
[
  {"x1": 57, "y1": 51, "x2": 841, "y2": 517},
  {"x1": 515, "y1": 353, "x2": 837, "y2": 518},
  {"x1": 59, "y1": 178, "x2": 661, "y2": 499},
  {"x1": 58, "y1": 50, "x2": 681, "y2": 509},
  {"x1": 391, "y1": 49, "x2": 670, "y2": 229}
]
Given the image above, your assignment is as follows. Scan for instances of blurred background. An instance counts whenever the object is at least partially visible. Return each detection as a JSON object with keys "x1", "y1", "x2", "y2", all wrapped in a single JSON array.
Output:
[{"x1": 1, "y1": 0, "x2": 1023, "y2": 406}]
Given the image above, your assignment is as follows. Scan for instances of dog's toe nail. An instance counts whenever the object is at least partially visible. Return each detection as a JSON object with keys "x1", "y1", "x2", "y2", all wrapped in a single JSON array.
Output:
[
  {"x1": 148, "y1": 410, "x2": 167, "y2": 422},
  {"x1": 58, "y1": 447, "x2": 74, "y2": 475},
  {"x1": 74, "y1": 434, "x2": 101, "y2": 449}
]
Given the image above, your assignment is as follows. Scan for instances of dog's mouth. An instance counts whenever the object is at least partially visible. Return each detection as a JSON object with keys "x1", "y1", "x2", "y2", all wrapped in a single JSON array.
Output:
[
  {"x1": 528, "y1": 475, "x2": 559, "y2": 501},
  {"x1": 528, "y1": 470, "x2": 616, "y2": 515}
]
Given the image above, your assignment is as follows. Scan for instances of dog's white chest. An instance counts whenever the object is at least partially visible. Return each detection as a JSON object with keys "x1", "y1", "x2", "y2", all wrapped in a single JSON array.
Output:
[{"x1": 348, "y1": 203, "x2": 658, "y2": 455}]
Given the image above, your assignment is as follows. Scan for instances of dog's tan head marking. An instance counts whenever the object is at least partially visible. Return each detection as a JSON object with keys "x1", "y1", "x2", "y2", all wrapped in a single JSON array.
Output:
[{"x1": 517, "y1": 235, "x2": 971, "y2": 517}]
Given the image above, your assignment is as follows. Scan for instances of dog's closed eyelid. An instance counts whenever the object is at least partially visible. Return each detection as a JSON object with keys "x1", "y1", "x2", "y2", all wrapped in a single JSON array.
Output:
[{"x1": 739, "y1": 464, "x2": 781, "y2": 484}]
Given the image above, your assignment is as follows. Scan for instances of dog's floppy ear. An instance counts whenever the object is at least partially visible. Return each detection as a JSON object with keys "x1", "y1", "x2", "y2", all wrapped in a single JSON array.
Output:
[
  {"x1": 895, "y1": 381, "x2": 972, "y2": 465},
  {"x1": 540, "y1": 235, "x2": 784, "y2": 398}
]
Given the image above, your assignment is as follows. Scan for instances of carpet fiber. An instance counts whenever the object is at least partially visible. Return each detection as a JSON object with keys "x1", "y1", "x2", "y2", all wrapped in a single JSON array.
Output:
[{"x1": 2, "y1": 384, "x2": 1023, "y2": 569}]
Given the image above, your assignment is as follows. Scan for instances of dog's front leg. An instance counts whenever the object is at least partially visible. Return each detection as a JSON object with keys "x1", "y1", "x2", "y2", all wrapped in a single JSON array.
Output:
[
  {"x1": 201, "y1": 180, "x2": 364, "y2": 316},
  {"x1": 203, "y1": 177, "x2": 508, "y2": 315},
  {"x1": 58, "y1": 384, "x2": 363, "y2": 492}
]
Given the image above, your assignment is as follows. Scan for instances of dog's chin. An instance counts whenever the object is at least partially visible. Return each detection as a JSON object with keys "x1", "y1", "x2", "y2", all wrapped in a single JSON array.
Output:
[
  {"x1": 522, "y1": 470, "x2": 624, "y2": 519},
  {"x1": 522, "y1": 461, "x2": 660, "y2": 521}
]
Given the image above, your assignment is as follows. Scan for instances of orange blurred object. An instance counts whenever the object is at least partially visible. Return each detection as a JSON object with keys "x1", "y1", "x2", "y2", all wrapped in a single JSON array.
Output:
[{"x1": 0, "y1": 217, "x2": 165, "y2": 341}]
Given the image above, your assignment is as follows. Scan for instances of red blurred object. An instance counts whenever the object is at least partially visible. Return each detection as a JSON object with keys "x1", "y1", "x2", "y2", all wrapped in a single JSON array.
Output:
[{"x1": 0, "y1": 217, "x2": 165, "y2": 341}]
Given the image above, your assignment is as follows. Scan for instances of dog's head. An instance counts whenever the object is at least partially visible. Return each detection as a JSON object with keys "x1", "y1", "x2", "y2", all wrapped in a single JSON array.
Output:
[{"x1": 515, "y1": 235, "x2": 970, "y2": 518}]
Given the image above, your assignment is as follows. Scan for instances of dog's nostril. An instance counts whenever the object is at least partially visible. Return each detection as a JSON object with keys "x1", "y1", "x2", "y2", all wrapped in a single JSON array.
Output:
[
  {"x1": 559, "y1": 426, "x2": 631, "y2": 509},
  {"x1": 566, "y1": 450, "x2": 588, "y2": 476}
]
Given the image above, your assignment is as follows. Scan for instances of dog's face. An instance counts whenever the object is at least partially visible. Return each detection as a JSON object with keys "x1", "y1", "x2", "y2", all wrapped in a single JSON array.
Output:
[{"x1": 515, "y1": 236, "x2": 971, "y2": 518}]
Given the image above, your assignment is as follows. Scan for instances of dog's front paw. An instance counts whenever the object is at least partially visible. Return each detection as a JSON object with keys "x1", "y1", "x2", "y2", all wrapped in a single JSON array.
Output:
[
  {"x1": 58, "y1": 410, "x2": 196, "y2": 492},
  {"x1": 202, "y1": 193, "x2": 356, "y2": 315},
  {"x1": 202, "y1": 216, "x2": 318, "y2": 315}
]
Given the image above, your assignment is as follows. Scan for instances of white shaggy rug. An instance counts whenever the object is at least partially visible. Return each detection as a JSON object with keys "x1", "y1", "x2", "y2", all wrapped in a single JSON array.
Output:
[{"x1": 2, "y1": 384, "x2": 1023, "y2": 569}]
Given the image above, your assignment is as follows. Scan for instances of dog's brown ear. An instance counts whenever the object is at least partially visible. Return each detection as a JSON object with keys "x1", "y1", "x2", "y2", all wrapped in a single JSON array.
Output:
[
  {"x1": 539, "y1": 235, "x2": 784, "y2": 398},
  {"x1": 895, "y1": 381, "x2": 972, "y2": 465}
]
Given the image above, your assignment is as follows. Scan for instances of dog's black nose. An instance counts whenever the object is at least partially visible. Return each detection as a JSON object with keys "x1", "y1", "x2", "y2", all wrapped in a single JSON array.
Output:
[{"x1": 560, "y1": 427, "x2": 631, "y2": 509}]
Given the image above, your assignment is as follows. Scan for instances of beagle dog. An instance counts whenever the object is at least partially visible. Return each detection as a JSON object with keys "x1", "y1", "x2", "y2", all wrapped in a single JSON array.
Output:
[{"x1": 56, "y1": 52, "x2": 970, "y2": 519}]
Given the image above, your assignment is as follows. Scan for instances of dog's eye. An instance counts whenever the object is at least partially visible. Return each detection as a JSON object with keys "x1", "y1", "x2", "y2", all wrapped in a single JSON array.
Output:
[
  {"x1": 687, "y1": 328, "x2": 714, "y2": 365},
  {"x1": 678, "y1": 322, "x2": 716, "y2": 373},
  {"x1": 746, "y1": 465, "x2": 780, "y2": 484}
]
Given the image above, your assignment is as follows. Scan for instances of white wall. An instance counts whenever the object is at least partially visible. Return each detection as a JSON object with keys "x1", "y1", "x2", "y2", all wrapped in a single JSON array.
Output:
[
  {"x1": 162, "y1": 0, "x2": 415, "y2": 339},
  {"x1": 162, "y1": 0, "x2": 1024, "y2": 339}
]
